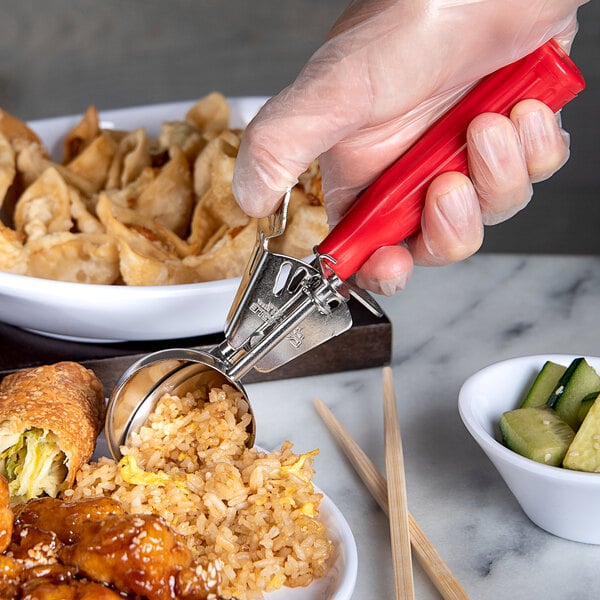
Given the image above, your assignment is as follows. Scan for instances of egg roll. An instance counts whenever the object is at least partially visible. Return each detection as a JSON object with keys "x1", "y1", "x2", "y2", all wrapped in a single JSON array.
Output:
[{"x1": 0, "y1": 361, "x2": 105, "y2": 504}]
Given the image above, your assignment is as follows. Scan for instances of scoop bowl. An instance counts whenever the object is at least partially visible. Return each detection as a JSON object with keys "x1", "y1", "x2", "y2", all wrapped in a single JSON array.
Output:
[{"x1": 105, "y1": 348, "x2": 256, "y2": 459}]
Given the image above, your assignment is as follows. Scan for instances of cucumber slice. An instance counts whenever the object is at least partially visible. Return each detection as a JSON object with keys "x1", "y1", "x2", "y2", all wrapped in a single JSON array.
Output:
[
  {"x1": 520, "y1": 361, "x2": 567, "y2": 408},
  {"x1": 499, "y1": 407, "x2": 574, "y2": 466},
  {"x1": 576, "y1": 391, "x2": 600, "y2": 428},
  {"x1": 564, "y1": 393, "x2": 600, "y2": 472},
  {"x1": 546, "y1": 358, "x2": 584, "y2": 409},
  {"x1": 546, "y1": 358, "x2": 600, "y2": 429}
]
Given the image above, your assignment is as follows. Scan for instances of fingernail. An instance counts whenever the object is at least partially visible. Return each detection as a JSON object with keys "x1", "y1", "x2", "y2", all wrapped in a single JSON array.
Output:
[
  {"x1": 559, "y1": 128, "x2": 571, "y2": 148},
  {"x1": 438, "y1": 183, "x2": 476, "y2": 229},
  {"x1": 553, "y1": 112, "x2": 571, "y2": 147},
  {"x1": 515, "y1": 109, "x2": 561, "y2": 158},
  {"x1": 424, "y1": 182, "x2": 479, "y2": 258},
  {"x1": 357, "y1": 271, "x2": 409, "y2": 296},
  {"x1": 470, "y1": 121, "x2": 523, "y2": 181},
  {"x1": 378, "y1": 274, "x2": 409, "y2": 297}
]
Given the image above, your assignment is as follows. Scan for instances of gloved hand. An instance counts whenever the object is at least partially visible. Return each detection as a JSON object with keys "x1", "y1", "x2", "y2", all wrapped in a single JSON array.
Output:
[{"x1": 232, "y1": 0, "x2": 587, "y2": 295}]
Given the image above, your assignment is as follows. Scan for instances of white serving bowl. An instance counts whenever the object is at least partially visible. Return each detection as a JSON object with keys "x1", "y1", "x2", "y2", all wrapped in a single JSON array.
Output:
[
  {"x1": 0, "y1": 97, "x2": 270, "y2": 343},
  {"x1": 458, "y1": 354, "x2": 600, "y2": 545}
]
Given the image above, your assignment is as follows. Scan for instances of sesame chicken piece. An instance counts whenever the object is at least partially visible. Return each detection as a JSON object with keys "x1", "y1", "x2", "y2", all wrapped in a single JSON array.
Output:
[{"x1": 0, "y1": 476, "x2": 13, "y2": 554}]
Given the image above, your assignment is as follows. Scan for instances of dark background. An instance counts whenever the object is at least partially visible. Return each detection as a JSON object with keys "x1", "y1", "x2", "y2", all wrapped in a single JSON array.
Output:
[{"x1": 0, "y1": 1, "x2": 597, "y2": 255}]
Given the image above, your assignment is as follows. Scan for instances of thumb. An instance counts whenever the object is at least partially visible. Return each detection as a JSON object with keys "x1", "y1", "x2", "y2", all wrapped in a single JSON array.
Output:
[
  {"x1": 231, "y1": 93, "x2": 318, "y2": 218},
  {"x1": 232, "y1": 92, "x2": 359, "y2": 218},
  {"x1": 232, "y1": 43, "x2": 374, "y2": 218}
]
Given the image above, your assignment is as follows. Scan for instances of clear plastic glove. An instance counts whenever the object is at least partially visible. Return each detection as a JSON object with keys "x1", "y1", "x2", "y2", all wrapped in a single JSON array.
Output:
[{"x1": 232, "y1": 0, "x2": 588, "y2": 295}]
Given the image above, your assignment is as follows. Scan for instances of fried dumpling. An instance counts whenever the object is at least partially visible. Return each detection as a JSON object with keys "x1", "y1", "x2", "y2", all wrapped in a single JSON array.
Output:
[
  {"x1": 158, "y1": 120, "x2": 206, "y2": 164},
  {"x1": 192, "y1": 129, "x2": 240, "y2": 199},
  {"x1": 265, "y1": 187, "x2": 327, "y2": 259},
  {"x1": 0, "y1": 108, "x2": 42, "y2": 147},
  {"x1": 189, "y1": 133, "x2": 247, "y2": 251},
  {"x1": 96, "y1": 194, "x2": 196, "y2": 285},
  {"x1": 66, "y1": 133, "x2": 117, "y2": 192},
  {"x1": 14, "y1": 140, "x2": 48, "y2": 190},
  {"x1": 62, "y1": 105, "x2": 101, "y2": 164},
  {"x1": 26, "y1": 232, "x2": 119, "y2": 284},
  {"x1": 183, "y1": 220, "x2": 257, "y2": 281},
  {"x1": 14, "y1": 167, "x2": 73, "y2": 242},
  {"x1": 116, "y1": 239, "x2": 197, "y2": 286},
  {"x1": 96, "y1": 193, "x2": 191, "y2": 258},
  {"x1": 297, "y1": 159, "x2": 324, "y2": 205},
  {"x1": 101, "y1": 166, "x2": 156, "y2": 210},
  {"x1": 69, "y1": 190, "x2": 104, "y2": 234},
  {"x1": 16, "y1": 141, "x2": 97, "y2": 198},
  {"x1": 0, "y1": 98, "x2": 330, "y2": 288},
  {"x1": 0, "y1": 221, "x2": 27, "y2": 275},
  {"x1": 106, "y1": 128, "x2": 150, "y2": 190},
  {"x1": 0, "y1": 133, "x2": 15, "y2": 210},
  {"x1": 135, "y1": 146, "x2": 193, "y2": 237},
  {"x1": 185, "y1": 92, "x2": 230, "y2": 133},
  {"x1": 188, "y1": 188, "x2": 250, "y2": 254}
]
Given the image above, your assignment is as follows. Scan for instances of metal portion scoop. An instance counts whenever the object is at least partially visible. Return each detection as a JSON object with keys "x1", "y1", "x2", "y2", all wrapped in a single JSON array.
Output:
[
  {"x1": 105, "y1": 348, "x2": 246, "y2": 458},
  {"x1": 105, "y1": 191, "x2": 372, "y2": 458},
  {"x1": 105, "y1": 40, "x2": 584, "y2": 459}
]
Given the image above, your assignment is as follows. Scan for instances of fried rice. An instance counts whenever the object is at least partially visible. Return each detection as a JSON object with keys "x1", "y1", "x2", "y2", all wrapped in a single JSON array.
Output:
[{"x1": 63, "y1": 383, "x2": 333, "y2": 600}]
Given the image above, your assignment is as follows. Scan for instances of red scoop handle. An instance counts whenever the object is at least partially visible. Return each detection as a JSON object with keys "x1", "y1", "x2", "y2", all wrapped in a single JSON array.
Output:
[{"x1": 316, "y1": 39, "x2": 586, "y2": 282}]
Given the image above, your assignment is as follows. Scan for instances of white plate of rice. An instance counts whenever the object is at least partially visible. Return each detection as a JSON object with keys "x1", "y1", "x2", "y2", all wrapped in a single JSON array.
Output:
[
  {"x1": 75, "y1": 383, "x2": 358, "y2": 599},
  {"x1": 265, "y1": 487, "x2": 357, "y2": 600}
]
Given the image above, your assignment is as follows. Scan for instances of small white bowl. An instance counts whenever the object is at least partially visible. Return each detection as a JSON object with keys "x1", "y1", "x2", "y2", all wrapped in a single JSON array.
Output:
[{"x1": 458, "y1": 354, "x2": 600, "y2": 545}]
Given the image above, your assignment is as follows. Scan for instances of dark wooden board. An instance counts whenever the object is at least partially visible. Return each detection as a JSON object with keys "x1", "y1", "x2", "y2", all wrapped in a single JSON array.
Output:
[{"x1": 0, "y1": 299, "x2": 392, "y2": 391}]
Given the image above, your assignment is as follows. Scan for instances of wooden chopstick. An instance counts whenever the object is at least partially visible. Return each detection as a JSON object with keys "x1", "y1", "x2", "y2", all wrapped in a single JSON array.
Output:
[
  {"x1": 382, "y1": 366, "x2": 415, "y2": 599},
  {"x1": 313, "y1": 393, "x2": 470, "y2": 600}
]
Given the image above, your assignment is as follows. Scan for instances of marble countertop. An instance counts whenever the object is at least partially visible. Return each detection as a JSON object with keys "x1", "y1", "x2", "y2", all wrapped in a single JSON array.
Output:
[{"x1": 245, "y1": 253, "x2": 600, "y2": 600}]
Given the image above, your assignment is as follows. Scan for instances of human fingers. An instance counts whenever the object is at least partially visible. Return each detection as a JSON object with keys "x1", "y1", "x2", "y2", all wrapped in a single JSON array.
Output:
[
  {"x1": 467, "y1": 99, "x2": 570, "y2": 227},
  {"x1": 466, "y1": 112, "x2": 532, "y2": 226},
  {"x1": 353, "y1": 245, "x2": 414, "y2": 297},
  {"x1": 409, "y1": 171, "x2": 484, "y2": 267},
  {"x1": 353, "y1": 96, "x2": 570, "y2": 286},
  {"x1": 232, "y1": 1, "x2": 583, "y2": 219},
  {"x1": 354, "y1": 171, "x2": 483, "y2": 294},
  {"x1": 510, "y1": 99, "x2": 570, "y2": 183}
]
